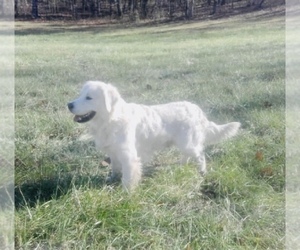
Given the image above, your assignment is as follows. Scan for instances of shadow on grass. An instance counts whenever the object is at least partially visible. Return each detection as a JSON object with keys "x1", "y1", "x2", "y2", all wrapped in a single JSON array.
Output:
[
  {"x1": 14, "y1": 173, "x2": 107, "y2": 209},
  {"x1": 0, "y1": 183, "x2": 14, "y2": 210}
]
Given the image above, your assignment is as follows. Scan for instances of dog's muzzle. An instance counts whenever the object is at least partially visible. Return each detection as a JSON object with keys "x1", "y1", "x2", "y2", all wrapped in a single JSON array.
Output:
[
  {"x1": 67, "y1": 102, "x2": 74, "y2": 111},
  {"x1": 67, "y1": 102, "x2": 96, "y2": 123}
]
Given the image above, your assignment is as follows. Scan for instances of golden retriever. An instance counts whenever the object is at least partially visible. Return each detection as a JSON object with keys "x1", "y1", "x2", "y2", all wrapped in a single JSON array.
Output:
[{"x1": 68, "y1": 81, "x2": 240, "y2": 191}]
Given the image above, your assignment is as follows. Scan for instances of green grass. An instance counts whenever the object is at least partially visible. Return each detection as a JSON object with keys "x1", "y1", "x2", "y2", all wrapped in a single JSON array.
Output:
[
  {"x1": 286, "y1": 9, "x2": 300, "y2": 249},
  {"x1": 0, "y1": 21, "x2": 14, "y2": 250},
  {"x1": 15, "y1": 9, "x2": 285, "y2": 249}
]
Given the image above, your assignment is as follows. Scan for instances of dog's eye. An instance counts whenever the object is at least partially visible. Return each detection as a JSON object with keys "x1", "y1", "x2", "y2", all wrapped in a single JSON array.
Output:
[{"x1": 86, "y1": 96, "x2": 92, "y2": 100}]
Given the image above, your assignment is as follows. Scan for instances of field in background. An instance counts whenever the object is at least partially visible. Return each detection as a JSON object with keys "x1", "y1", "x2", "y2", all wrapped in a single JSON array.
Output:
[{"x1": 15, "y1": 8, "x2": 285, "y2": 249}]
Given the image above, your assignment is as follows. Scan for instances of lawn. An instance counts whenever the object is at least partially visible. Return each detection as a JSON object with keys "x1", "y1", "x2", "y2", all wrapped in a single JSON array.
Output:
[
  {"x1": 15, "y1": 8, "x2": 285, "y2": 249},
  {"x1": 0, "y1": 20, "x2": 14, "y2": 250}
]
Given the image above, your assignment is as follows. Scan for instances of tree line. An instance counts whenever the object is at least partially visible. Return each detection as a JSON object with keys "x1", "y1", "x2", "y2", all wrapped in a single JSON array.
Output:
[{"x1": 13, "y1": 0, "x2": 281, "y2": 21}]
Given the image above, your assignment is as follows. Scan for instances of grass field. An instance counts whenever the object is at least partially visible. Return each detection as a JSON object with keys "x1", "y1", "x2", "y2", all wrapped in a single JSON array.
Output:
[
  {"x1": 15, "y1": 8, "x2": 285, "y2": 249},
  {"x1": 0, "y1": 20, "x2": 15, "y2": 250},
  {"x1": 286, "y1": 5, "x2": 300, "y2": 249}
]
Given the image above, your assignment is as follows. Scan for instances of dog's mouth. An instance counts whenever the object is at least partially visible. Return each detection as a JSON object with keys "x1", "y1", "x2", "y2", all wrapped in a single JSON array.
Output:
[{"x1": 73, "y1": 111, "x2": 96, "y2": 123}]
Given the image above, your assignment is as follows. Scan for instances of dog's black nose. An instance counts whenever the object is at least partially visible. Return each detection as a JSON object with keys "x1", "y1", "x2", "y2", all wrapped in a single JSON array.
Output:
[{"x1": 67, "y1": 102, "x2": 74, "y2": 111}]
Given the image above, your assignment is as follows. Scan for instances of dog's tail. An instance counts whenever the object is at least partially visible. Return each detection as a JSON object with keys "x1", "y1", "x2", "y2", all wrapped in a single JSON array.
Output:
[{"x1": 205, "y1": 121, "x2": 241, "y2": 146}]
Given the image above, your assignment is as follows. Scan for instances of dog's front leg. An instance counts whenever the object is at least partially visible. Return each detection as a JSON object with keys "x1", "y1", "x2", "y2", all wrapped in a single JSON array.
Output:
[
  {"x1": 106, "y1": 157, "x2": 122, "y2": 184},
  {"x1": 117, "y1": 147, "x2": 142, "y2": 191}
]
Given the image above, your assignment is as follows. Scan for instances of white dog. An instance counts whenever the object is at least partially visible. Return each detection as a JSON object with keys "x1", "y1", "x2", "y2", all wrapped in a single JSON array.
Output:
[{"x1": 68, "y1": 81, "x2": 240, "y2": 191}]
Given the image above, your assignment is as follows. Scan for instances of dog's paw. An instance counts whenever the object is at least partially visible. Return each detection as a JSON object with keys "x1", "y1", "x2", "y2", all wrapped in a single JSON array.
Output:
[
  {"x1": 199, "y1": 169, "x2": 207, "y2": 177},
  {"x1": 105, "y1": 176, "x2": 114, "y2": 184},
  {"x1": 105, "y1": 173, "x2": 121, "y2": 185}
]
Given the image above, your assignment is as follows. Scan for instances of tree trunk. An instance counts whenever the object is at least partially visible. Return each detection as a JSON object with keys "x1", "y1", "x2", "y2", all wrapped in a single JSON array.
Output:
[
  {"x1": 96, "y1": 0, "x2": 101, "y2": 16},
  {"x1": 0, "y1": 0, "x2": 3, "y2": 16},
  {"x1": 82, "y1": 0, "x2": 85, "y2": 11},
  {"x1": 210, "y1": 0, "x2": 217, "y2": 15},
  {"x1": 15, "y1": 0, "x2": 19, "y2": 17},
  {"x1": 129, "y1": 0, "x2": 134, "y2": 13},
  {"x1": 190, "y1": 0, "x2": 194, "y2": 18},
  {"x1": 248, "y1": 0, "x2": 265, "y2": 9},
  {"x1": 70, "y1": 0, "x2": 78, "y2": 19},
  {"x1": 117, "y1": 0, "x2": 123, "y2": 17},
  {"x1": 129, "y1": 0, "x2": 138, "y2": 21},
  {"x1": 185, "y1": 0, "x2": 193, "y2": 19},
  {"x1": 141, "y1": 0, "x2": 148, "y2": 18},
  {"x1": 109, "y1": 0, "x2": 112, "y2": 18},
  {"x1": 255, "y1": 0, "x2": 265, "y2": 8},
  {"x1": 32, "y1": 0, "x2": 38, "y2": 18},
  {"x1": 90, "y1": 0, "x2": 96, "y2": 17}
]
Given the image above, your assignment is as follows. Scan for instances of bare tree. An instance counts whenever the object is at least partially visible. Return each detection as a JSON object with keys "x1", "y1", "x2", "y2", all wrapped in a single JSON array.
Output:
[
  {"x1": 185, "y1": 0, "x2": 194, "y2": 18},
  {"x1": 70, "y1": 0, "x2": 78, "y2": 19},
  {"x1": 209, "y1": 0, "x2": 225, "y2": 15},
  {"x1": 0, "y1": 0, "x2": 3, "y2": 15},
  {"x1": 116, "y1": 0, "x2": 123, "y2": 17},
  {"x1": 96, "y1": 0, "x2": 101, "y2": 16},
  {"x1": 249, "y1": 0, "x2": 265, "y2": 9},
  {"x1": 32, "y1": 0, "x2": 38, "y2": 18},
  {"x1": 141, "y1": 0, "x2": 148, "y2": 18},
  {"x1": 129, "y1": 0, "x2": 138, "y2": 21},
  {"x1": 15, "y1": 0, "x2": 19, "y2": 17}
]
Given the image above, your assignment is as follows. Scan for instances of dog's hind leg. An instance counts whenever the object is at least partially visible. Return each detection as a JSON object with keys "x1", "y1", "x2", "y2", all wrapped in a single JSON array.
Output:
[
  {"x1": 175, "y1": 132, "x2": 207, "y2": 175},
  {"x1": 195, "y1": 152, "x2": 207, "y2": 176},
  {"x1": 184, "y1": 149, "x2": 207, "y2": 175}
]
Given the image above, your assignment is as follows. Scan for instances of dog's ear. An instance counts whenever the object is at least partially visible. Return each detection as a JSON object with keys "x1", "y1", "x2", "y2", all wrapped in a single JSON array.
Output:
[{"x1": 104, "y1": 84, "x2": 121, "y2": 113}]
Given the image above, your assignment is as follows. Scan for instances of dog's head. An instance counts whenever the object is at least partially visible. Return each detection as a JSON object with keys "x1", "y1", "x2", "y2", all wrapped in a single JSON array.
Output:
[{"x1": 67, "y1": 81, "x2": 121, "y2": 123}]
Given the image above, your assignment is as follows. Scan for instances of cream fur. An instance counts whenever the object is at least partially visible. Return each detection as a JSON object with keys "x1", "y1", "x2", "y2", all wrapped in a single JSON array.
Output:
[{"x1": 68, "y1": 81, "x2": 240, "y2": 191}]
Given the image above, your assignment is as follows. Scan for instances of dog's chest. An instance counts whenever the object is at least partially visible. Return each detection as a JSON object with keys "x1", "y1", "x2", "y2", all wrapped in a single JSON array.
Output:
[{"x1": 89, "y1": 123, "x2": 117, "y2": 151}]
